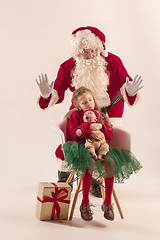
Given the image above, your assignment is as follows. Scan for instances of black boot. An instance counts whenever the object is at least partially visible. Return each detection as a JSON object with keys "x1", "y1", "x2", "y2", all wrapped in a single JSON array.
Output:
[
  {"x1": 90, "y1": 178, "x2": 102, "y2": 198},
  {"x1": 57, "y1": 171, "x2": 73, "y2": 189}
]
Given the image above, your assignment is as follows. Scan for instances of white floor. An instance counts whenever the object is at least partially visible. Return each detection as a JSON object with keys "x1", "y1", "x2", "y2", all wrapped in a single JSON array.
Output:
[{"x1": 1, "y1": 179, "x2": 160, "y2": 240}]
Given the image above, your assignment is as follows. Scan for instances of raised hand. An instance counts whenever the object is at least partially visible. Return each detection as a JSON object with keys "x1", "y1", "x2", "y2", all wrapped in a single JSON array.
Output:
[
  {"x1": 125, "y1": 75, "x2": 143, "y2": 96},
  {"x1": 36, "y1": 73, "x2": 54, "y2": 98}
]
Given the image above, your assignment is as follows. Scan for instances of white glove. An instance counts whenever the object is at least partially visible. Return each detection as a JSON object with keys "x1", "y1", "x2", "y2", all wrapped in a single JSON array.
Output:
[
  {"x1": 125, "y1": 75, "x2": 143, "y2": 96},
  {"x1": 36, "y1": 73, "x2": 54, "y2": 99}
]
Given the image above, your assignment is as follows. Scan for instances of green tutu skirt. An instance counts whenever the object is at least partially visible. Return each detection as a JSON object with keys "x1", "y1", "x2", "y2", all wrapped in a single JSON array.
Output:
[{"x1": 62, "y1": 141, "x2": 143, "y2": 183}]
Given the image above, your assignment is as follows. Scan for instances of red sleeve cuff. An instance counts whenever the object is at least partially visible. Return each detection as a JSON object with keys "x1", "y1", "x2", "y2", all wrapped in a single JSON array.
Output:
[
  {"x1": 125, "y1": 90, "x2": 137, "y2": 105},
  {"x1": 39, "y1": 94, "x2": 52, "y2": 109}
]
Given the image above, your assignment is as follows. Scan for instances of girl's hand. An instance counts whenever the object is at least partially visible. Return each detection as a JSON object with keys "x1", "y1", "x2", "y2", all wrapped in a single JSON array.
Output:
[
  {"x1": 91, "y1": 130, "x2": 104, "y2": 140},
  {"x1": 76, "y1": 129, "x2": 82, "y2": 136}
]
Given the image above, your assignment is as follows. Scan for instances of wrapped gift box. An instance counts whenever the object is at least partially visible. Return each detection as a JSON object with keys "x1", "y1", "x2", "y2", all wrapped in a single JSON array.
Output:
[{"x1": 36, "y1": 182, "x2": 71, "y2": 221}]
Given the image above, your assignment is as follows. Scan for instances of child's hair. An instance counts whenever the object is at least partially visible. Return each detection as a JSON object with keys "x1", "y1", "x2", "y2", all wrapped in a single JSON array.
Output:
[
  {"x1": 72, "y1": 86, "x2": 112, "y2": 128},
  {"x1": 72, "y1": 86, "x2": 98, "y2": 109}
]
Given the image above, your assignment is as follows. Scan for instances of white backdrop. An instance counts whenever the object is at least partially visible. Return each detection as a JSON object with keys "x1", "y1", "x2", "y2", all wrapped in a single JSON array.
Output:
[{"x1": 0, "y1": 0, "x2": 160, "y2": 190}]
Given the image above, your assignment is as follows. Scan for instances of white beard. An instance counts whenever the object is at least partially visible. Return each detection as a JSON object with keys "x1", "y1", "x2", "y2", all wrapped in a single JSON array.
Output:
[{"x1": 71, "y1": 55, "x2": 111, "y2": 108}]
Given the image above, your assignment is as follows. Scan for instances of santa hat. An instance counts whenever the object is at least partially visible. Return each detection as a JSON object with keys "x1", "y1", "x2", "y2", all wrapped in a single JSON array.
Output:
[
  {"x1": 83, "y1": 109, "x2": 100, "y2": 122},
  {"x1": 71, "y1": 26, "x2": 108, "y2": 57}
]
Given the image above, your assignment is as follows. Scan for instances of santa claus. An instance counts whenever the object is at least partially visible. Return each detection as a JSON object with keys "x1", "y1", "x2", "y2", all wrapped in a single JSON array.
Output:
[{"x1": 36, "y1": 26, "x2": 143, "y2": 197}]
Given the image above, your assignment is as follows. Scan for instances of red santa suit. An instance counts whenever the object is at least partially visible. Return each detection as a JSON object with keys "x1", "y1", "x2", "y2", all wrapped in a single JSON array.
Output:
[
  {"x1": 38, "y1": 52, "x2": 137, "y2": 118},
  {"x1": 37, "y1": 26, "x2": 138, "y2": 162}
]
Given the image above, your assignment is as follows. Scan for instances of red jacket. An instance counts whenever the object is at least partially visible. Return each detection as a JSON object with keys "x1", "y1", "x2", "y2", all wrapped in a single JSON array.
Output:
[
  {"x1": 38, "y1": 52, "x2": 136, "y2": 118},
  {"x1": 55, "y1": 110, "x2": 113, "y2": 160},
  {"x1": 68, "y1": 110, "x2": 113, "y2": 144}
]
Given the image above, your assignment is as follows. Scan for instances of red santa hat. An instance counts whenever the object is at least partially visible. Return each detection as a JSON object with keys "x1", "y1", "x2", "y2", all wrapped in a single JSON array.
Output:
[
  {"x1": 83, "y1": 109, "x2": 100, "y2": 122},
  {"x1": 71, "y1": 26, "x2": 108, "y2": 57}
]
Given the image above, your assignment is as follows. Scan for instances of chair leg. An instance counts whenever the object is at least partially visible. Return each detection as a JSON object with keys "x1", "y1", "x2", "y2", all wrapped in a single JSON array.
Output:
[
  {"x1": 69, "y1": 176, "x2": 82, "y2": 221},
  {"x1": 112, "y1": 187, "x2": 124, "y2": 219},
  {"x1": 67, "y1": 174, "x2": 124, "y2": 220},
  {"x1": 66, "y1": 171, "x2": 75, "y2": 184}
]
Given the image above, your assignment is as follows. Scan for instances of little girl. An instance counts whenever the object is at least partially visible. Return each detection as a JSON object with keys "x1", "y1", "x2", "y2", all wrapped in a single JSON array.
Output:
[{"x1": 62, "y1": 87, "x2": 142, "y2": 222}]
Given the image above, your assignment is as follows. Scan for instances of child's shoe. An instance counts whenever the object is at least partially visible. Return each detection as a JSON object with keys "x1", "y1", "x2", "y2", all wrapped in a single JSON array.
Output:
[
  {"x1": 101, "y1": 202, "x2": 114, "y2": 221},
  {"x1": 80, "y1": 203, "x2": 94, "y2": 221}
]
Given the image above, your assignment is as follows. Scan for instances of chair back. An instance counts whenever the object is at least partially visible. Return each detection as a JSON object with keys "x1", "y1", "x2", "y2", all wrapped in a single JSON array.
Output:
[
  {"x1": 109, "y1": 127, "x2": 131, "y2": 150},
  {"x1": 58, "y1": 116, "x2": 131, "y2": 150},
  {"x1": 58, "y1": 117, "x2": 68, "y2": 143}
]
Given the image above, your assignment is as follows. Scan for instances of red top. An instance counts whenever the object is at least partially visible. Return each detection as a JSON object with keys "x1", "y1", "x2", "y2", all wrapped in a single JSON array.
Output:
[
  {"x1": 39, "y1": 52, "x2": 136, "y2": 118},
  {"x1": 68, "y1": 110, "x2": 113, "y2": 144}
]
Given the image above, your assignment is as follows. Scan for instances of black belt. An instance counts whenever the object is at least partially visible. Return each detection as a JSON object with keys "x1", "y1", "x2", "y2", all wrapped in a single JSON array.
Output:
[{"x1": 101, "y1": 91, "x2": 122, "y2": 114}]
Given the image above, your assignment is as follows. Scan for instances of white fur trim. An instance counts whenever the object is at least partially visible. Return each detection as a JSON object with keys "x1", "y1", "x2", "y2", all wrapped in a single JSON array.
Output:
[
  {"x1": 109, "y1": 118, "x2": 122, "y2": 126},
  {"x1": 102, "y1": 49, "x2": 108, "y2": 57},
  {"x1": 120, "y1": 83, "x2": 139, "y2": 106},
  {"x1": 71, "y1": 29, "x2": 104, "y2": 58},
  {"x1": 37, "y1": 89, "x2": 59, "y2": 110},
  {"x1": 48, "y1": 89, "x2": 59, "y2": 108}
]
